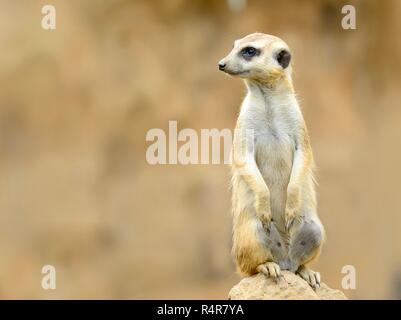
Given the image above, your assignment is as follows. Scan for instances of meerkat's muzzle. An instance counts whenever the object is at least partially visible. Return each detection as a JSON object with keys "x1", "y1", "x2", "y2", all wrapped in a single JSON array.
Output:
[{"x1": 218, "y1": 62, "x2": 226, "y2": 71}]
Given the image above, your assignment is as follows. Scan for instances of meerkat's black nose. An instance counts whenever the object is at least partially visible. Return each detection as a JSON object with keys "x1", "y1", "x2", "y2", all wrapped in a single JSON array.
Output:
[{"x1": 218, "y1": 63, "x2": 226, "y2": 71}]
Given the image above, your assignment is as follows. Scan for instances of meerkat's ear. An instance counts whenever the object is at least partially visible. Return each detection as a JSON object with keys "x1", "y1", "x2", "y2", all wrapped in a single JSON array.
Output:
[{"x1": 276, "y1": 50, "x2": 291, "y2": 69}]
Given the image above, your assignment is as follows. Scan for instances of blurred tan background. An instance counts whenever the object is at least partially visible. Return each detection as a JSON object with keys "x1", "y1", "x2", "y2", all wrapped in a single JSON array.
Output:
[{"x1": 0, "y1": 0, "x2": 400, "y2": 299}]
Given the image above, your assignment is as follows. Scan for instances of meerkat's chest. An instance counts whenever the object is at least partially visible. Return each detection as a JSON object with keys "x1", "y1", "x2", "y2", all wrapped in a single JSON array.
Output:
[
  {"x1": 254, "y1": 114, "x2": 294, "y2": 154},
  {"x1": 238, "y1": 95, "x2": 299, "y2": 181},
  {"x1": 253, "y1": 117, "x2": 295, "y2": 184}
]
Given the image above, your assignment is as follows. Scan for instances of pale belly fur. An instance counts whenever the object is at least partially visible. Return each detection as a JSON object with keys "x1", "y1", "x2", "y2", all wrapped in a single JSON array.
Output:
[{"x1": 255, "y1": 132, "x2": 294, "y2": 231}]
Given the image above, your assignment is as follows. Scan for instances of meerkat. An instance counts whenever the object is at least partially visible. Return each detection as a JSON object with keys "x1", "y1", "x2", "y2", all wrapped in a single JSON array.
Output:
[{"x1": 218, "y1": 33, "x2": 325, "y2": 289}]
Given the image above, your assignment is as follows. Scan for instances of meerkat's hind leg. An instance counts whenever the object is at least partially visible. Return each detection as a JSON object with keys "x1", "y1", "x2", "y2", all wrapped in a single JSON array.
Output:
[
  {"x1": 289, "y1": 218, "x2": 324, "y2": 289},
  {"x1": 256, "y1": 261, "x2": 281, "y2": 278},
  {"x1": 296, "y1": 265, "x2": 321, "y2": 289},
  {"x1": 288, "y1": 218, "x2": 323, "y2": 271},
  {"x1": 264, "y1": 222, "x2": 293, "y2": 272}
]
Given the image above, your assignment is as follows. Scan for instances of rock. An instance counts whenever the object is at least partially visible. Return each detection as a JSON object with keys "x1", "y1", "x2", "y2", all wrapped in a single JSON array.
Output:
[{"x1": 228, "y1": 271, "x2": 348, "y2": 300}]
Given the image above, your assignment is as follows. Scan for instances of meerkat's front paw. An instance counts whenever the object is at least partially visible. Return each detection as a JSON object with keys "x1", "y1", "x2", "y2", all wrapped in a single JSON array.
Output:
[
  {"x1": 285, "y1": 185, "x2": 300, "y2": 231},
  {"x1": 284, "y1": 208, "x2": 296, "y2": 231},
  {"x1": 257, "y1": 262, "x2": 281, "y2": 278},
  {"x1": 296, "y1": 265, "x2": 321, "y2": 289},
  {"x1": 255, "y1": 195, "x2": 272, "y2": 228}
]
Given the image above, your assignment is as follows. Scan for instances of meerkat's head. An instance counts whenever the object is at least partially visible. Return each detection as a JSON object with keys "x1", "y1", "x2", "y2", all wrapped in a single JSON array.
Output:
[{"x1": 218, "y1": 33, "x2": 292, "y2": 87}]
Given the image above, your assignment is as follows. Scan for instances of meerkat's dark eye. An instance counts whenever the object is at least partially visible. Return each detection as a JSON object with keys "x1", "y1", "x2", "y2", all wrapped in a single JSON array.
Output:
[
  {"x1": 241, "y1": 47, "x2": 258, "y2": 59},
  {"x1": 276, "y1": 49, "x2": 291, "y2": 69}
]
